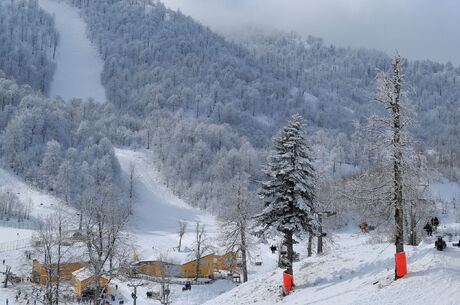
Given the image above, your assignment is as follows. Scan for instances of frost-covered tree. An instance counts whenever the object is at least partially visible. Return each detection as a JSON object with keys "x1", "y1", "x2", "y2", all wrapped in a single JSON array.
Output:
[
  {"x1": 0, "y1": 0, "x2": 57, "y2": 93},
  {"x1": 41, "y1": 140, "x2": 63, "y2": 191},
  {"x1": 372, "y1": 54, "x2": 407, "y2": 266},
  {"x1": 255, "y1": 114, "x2": 317, "y2": 278}
]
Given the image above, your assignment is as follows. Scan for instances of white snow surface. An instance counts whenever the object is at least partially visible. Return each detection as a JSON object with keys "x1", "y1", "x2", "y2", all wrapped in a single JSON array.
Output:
[
  {"x1": 204, "y1": 234, "x2": 460, "y2": 305},
  {"x1": 38, "y1": 0, "x2": 106, "y2": 103},
  {"x1": 115, "y1": 148, "x2": 219, "y2": 263}
]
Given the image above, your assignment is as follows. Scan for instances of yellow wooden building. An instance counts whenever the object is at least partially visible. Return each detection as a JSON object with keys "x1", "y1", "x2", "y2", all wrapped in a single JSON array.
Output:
[
  {"x1": 71, "y1": 268, "x2": 109, "y2": 297},
  {"x1": 134, "y1": 252, "x2": 238, "y2": 279},
  {"x1": 215, "y1": 252, "x2": 237, "y2": 272},
  {"x1": 135, "y1": 260, "x2": 181, "y2": 277},
  {"x1": 31, "y1": 259, "x2": 87, "y2": 285},
  {"x1": 179, "y1": 254, "x2": 215, "y2": 278}
]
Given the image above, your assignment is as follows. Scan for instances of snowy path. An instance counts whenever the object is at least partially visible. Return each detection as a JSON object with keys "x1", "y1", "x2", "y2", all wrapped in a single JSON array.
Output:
[{"x1": 38, "y1": 0, "x2": 106, "y2": 102}]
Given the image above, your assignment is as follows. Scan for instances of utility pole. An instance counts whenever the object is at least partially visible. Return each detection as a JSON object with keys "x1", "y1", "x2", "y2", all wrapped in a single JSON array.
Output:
[
  {"x1": 128, "y1": 282, "x2": 145, "y2": 305},
  {"x1": 317, "y1": 211, "x2": 337, "y2": 254}
]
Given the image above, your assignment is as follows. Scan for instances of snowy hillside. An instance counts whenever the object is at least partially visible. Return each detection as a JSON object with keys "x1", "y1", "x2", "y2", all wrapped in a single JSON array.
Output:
[
  {"x1": 204, "y1": 233, "x2": 460, "y2": 305},
  {"x1": 0, "y1": 167, "x2": 71, "y2": 220},
  {"x1": 38, "y1": 0, "x2": 106, "y2": 102}
]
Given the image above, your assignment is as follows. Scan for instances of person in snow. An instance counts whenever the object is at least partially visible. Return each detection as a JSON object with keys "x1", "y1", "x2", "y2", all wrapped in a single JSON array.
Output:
[
  {"x1": 359, "y1": 222, "x2": 368, "y2": 233},
  {"x1": 435, "y1": 236, "x2": 447, "y2": 251},
  {"x1": 424, "y1": 222, "x2": 433, "y2": 236},
  {"x1": 431, "y1": 217, "x2": 440, "y2": 230}
]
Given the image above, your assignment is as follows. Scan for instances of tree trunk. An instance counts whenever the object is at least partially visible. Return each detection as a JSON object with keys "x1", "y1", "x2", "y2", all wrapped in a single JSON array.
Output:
[
  {"x1": 285, "y1": 231, "x2": 294, "y2": 279},
  {"x1": 55, "y1": 223, "x2": 62, "y2": 305},
  {"x1": 392, "y1": 56, "x2": 405, "y2": 278},
  {"x1": 307, "y1": 229, "x2": 313, "y2": 257},
  {"x1": 409, "y1": 200, "x2": 417, "y2": 246},
  {"x1": 240, "y1": 226, "x2": 248, "y2": 283}
]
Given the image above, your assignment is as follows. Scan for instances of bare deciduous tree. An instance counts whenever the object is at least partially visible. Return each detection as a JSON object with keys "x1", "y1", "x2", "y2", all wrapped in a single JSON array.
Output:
[
  {"x1": 220, "y1": 175, "x2": 255, "y2": 283},
  {"x1": 82, "y1": 184, "x2": 130, "y2": 304},
  {"x1": 177, "y1": 220, "x2": 187, "y2": 252},
  {"x1": 192, "y1": 222, "x2": 211, "y2": 281},
  {"x1": 34, "y1": 210, "x2": 68, "y2": 305}
]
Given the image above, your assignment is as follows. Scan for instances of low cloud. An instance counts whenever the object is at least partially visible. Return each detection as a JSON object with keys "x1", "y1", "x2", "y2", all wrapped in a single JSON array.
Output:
[{"x1": 161, "y1": 0, "x2": 460, "y2": 65}]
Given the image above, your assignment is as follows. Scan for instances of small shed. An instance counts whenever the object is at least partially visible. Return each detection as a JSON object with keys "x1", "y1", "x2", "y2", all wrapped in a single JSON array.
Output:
[{"x1": 72, "y1": 267, "x2": 109, "y2": 297}]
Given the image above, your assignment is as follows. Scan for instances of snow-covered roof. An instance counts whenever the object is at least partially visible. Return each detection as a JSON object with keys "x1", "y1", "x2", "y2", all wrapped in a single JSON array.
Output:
[
  {"x1": 72, "y1": 267, "x2": 95, "y2": 282},
  {"x1": 33, "y1": 242, "x2": 88, "y2": 264}
]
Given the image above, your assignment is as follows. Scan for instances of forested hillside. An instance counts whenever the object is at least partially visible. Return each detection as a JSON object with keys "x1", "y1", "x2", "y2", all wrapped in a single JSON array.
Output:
[
  {"x1": 61, "y1": 0, "x2": 460, "y2": 213},
  {"x1": 237, "y1": 31, "x2": 460, "y2": 176},
  {"x1": 0, "y1": 0, "x2": 58, "y2": 93},
  {"x1": 0, "y1": 72, "x2": 121, "y2": 209}
]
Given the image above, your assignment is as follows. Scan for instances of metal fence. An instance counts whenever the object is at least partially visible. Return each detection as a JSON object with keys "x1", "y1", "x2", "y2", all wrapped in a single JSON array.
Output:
[{"x1": 0, "y1": 238, "x2": 31, "y2": 253}]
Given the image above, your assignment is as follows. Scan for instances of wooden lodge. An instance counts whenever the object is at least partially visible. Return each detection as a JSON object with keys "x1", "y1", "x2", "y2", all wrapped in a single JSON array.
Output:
[
  {"x1": 31, "y1": 259, "x2": 87, "y2": 285},
  {"x1": 134, "y1": 252, "x2": 237, "y2": 278}
]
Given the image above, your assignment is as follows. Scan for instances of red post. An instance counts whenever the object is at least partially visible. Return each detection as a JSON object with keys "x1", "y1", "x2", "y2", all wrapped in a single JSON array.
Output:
[
  {"x1": 394, "y1": 252, "x2": 407, "y2": 277},
  {"x1": 283, "y1": 271, "x2": 293, "y2": 293}
]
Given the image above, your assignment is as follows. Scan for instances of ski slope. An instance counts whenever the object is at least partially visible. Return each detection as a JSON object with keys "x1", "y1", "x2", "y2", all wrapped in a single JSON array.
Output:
[
  {"x1": 38, "y1": 0, "x2": 106, "y2": 102},
  {"x1": 115, "y1": 148, "x2": 218, "y2": 261}
]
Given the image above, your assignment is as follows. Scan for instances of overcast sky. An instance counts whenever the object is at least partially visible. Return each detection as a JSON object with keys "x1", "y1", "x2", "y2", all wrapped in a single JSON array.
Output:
[{"x1": 161, "y1": 0, "x2": 460, "y2": 65}]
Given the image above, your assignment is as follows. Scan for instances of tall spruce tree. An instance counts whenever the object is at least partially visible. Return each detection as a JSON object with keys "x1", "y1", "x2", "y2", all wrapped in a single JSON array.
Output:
[{"x1": 255, "y1": 114, "x2": 317, "y2": 279}]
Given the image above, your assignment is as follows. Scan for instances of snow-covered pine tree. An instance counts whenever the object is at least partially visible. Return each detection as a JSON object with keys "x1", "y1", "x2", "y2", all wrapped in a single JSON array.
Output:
[{"x1": 254, "y1": 114, "x2": 317, "y2": 279}]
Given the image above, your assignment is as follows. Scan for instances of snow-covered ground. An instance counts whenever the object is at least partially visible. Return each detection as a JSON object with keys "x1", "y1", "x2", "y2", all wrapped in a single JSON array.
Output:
[
  {"x1": 0, "y1": 167, "x2": 72, "y2": 221},
  {"x1": 38, "y1": 0, "x2": 106, "y2": 102},
  {"x1": 204, "y1": 233, "x2": 460, "y2": 305},
  {"x1": 202, "y1": 181, "x2": 460, "y2": 305}
]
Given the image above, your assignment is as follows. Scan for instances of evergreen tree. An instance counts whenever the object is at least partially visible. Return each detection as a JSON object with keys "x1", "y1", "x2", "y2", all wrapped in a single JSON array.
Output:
[{"x1": 254, "y1": 114, "x2": 317, "y2": 279}]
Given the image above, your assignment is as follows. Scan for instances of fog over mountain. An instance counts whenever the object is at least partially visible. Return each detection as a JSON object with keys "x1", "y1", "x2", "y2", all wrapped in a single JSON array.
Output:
[{"x1": 161, "y1": 0, "x2": 460, "y2": 65}]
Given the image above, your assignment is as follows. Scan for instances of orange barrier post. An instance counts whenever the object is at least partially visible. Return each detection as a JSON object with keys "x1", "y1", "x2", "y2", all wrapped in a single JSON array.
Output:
[
  {"x1": 283, "y1": 271, "x2": 293, "y2": 293},
  {"x1": 394, "y1": 252, "x2": 407, "y2": 277}
]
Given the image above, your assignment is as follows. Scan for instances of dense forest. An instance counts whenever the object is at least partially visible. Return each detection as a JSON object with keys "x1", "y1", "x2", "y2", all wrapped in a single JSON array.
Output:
[{"x1": 0, "y1": 0, "x2": 58, "y2": 93}]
